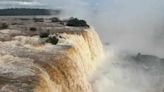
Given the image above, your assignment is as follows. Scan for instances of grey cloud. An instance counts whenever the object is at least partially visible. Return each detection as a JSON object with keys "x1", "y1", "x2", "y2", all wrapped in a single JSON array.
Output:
[{"x1": 0, "y1": 0, "x2": 34, "y2": 1}]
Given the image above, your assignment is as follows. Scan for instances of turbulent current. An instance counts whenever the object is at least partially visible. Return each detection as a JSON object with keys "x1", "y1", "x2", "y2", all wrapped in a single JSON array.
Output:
[
  {"x1": 0, "y1": 27, "x2": 104, "y2": 92},
  {"x1": 0, "y1": 22, "x2": 163, "y2": 92}
]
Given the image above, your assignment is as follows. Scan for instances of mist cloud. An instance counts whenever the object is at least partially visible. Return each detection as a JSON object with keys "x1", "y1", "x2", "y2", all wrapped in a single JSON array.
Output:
[
  {"x1": 0, "y1": 0, "x2": 163, "y2": 56},
  {"x1": 0, "y1": 0, "x2": 164, "y2": 91},
  {"x1": 86, "y1": 0, "x2": 164, "y2": 57}
]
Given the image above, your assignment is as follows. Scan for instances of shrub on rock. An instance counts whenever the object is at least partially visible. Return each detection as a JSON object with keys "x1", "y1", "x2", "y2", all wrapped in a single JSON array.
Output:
[
  {"x1": 51, "y1": 17, "x2": 61, "y2": 22},
  {"x1": 0, "y1": 23, "x2": 8, "y2": 29},
  {"x1": 33, "y1": 18, "x2": 44, "y2": 22},
  {"x1": 46, "y1": 36, "x2": 59, "y2": 45},
  {"x1": 39, "y1": 32, "x2": 49, "y2": 38},
  {"x1": 30, "y1": 27, "x2": 37, "y2": 32},
  {"x1": 66, "y1": 17, "x2": 89, "y2": 27}
]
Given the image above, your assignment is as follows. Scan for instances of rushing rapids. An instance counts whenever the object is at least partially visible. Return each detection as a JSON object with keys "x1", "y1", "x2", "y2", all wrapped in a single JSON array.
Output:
[{"x1": 0, "y1": 27, "x2": 104, "y2": 92}]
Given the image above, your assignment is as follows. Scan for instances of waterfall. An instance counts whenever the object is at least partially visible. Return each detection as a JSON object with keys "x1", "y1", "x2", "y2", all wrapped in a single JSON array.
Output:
[{"x1": 0, "y1": 27, "x2": 104, "y2": 92}]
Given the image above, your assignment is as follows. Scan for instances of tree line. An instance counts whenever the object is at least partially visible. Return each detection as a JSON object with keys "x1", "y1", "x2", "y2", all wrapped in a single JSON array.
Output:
[{"x1": 0, "y1": 8, "x2": 61, "y2": 16}]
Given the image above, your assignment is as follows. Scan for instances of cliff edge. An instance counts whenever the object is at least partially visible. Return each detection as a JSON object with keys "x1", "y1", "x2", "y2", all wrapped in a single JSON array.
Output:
[{"x1": 0, "y1": 17, "x2": 104, "y2": 92}]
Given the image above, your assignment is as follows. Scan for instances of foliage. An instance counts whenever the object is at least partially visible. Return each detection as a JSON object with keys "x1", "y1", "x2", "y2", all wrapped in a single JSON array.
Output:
[
  {"x1": 39, "y1": 32, "x2": 49, "y2": 38},
  {"x1": 51, "y1": 17, "x2": 61, "y2": 22},
  {"x1": 0, "y1": 23, "x2": 8, "y2": 29},
  {"x1": 46, "y1": 36, "x2": 59, "y2": 45},
  {"x1": 0, "y1": 8, "x2": 61, "y2": 16},
  {"x1": 29, "y1": 27, "x2": 37, "y2": 32},
  {"x1": 33, "y1": 18, "x2": 44, "y2": 22},
  {"x1": 66, "y1": 17, "x2": 89, "y2": 27}
]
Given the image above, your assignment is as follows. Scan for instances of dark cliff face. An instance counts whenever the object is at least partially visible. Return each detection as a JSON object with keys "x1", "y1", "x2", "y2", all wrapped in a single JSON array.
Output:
[{"x1": 0, "y1": 8, "x2": 61, "y2": 16}]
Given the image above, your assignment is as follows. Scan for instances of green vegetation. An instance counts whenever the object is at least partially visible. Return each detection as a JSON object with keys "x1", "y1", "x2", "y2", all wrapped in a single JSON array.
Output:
[
  {"x1": 39, "y1": 32, "x2": 50, "y2": 38},
  {"x1": 33, "y1": 18, "x2": 44, "y2": 22},
  {"x1": 29, "y1": 27, "x2": 37, "y2": 32},
  {"x1": 0, "y1": 8, "x2": 61, "y2": 16},
  {"x1": 39, "y1": 32, "x2": 59, "y2": 45},
  {"x1": 46, "y1": 36, "x2": 59, "y2": 45},
  {"x1": 0, "y1": 23, "x2": 8, "y2": 29},
  {"x1": 51, "y1": 17, "x2": 61, "y2": 22},
  {"x1": 66, "y1": 17, "x2": 89, "y2": 27}
]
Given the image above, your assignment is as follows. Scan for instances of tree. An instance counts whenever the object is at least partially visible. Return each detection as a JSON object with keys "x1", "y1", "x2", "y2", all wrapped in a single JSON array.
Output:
[
  {"x1": 47, "y1": 36, "x2": 59, "y2": 45},
  {"x1": 29, "y1": 27, "x2": 37, "y2": 32},
  {"x1": 33, "y1": 18, "x2": 44, "y2": 22},
  {"x1": 39, "y1": 32, "x2": 49, "y2": 38},
  {"x1": 0, "y1": 23, "x2": 8, "y2": 29},
  {"x1": 66, "y1": 17, "x2": 89, "y2": 27},
  {"x1": 51, "y1": 17, "x2": 61, "y2": 22}
]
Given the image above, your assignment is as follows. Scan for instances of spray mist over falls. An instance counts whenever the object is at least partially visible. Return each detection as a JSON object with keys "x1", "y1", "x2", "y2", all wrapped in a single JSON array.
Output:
[
  {"x1": 90, "y1": 46, "x2": 164, "y2": 92},
  {"x1": 39, "y1": 0, "x2": 164, "y2": 57},
  {"x1": 51, "y1": 1, "x2": 164, "y2": 91},
  {"x1": 0, "y1": 0, "x2": 164, "y2": 92},
  {"x1": 0, "y1": 27, "x2": 104, "y2": 92}
]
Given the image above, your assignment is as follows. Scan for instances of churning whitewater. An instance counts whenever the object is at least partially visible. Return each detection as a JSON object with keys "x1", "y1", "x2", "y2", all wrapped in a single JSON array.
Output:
[{"x1": 0, "y1": 27, "x2": 104, "y2": 92}]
